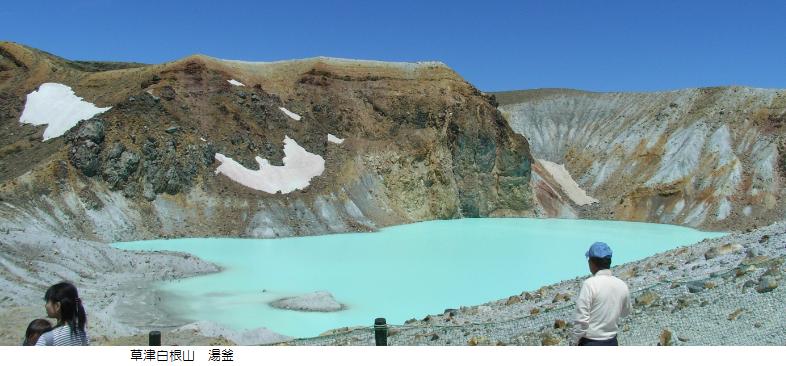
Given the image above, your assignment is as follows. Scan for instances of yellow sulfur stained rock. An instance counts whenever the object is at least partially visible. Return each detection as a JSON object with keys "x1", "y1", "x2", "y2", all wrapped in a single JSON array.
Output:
[
  {"x1": 634, "y1": 291, "x2": 659, "y2": 307},
  {"x1": 541, "y1": 333, "x2": 561, "y2": 346},
  {"x1": 506, "y1": 295, "x2": 522, "y2": 305},
  {"x1": 659, "y1": 329, "x2": 673, "y2": 346},
  {"x1": 553, "y1": 319, "x2": 567, "y2": 329},
  {"x1": 704, "y1": 243, "x2": 743, "y2": 260},
  {"x1": 467, "y1": 336, "x2": 490, "y2": 346},
  {"x1": 728, "y1": 308, "x2": 745, "y2": 321}
]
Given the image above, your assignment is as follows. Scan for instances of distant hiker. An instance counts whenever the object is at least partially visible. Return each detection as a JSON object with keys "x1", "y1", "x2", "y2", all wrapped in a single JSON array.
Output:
[
  {"x1": 35, "y1": 282, "x2": 90, "y2": 346},
  {"x1": 572, "y1": 242, "x2": 631, "y2": 346},
  {"x1": 23, "y1": 319, "x2": 52, "y2": 346}
]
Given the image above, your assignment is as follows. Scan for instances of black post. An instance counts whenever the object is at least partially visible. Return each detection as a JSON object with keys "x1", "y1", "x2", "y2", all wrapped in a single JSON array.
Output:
[
  {"x1": 374, "y1": 318, "x2": 388, "y2": 346},
  {"x1": 149, "y1": 331, "x2": 161, "y2": 346}
]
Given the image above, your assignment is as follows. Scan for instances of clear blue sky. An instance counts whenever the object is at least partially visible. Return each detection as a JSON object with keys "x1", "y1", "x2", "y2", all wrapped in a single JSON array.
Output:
[{"x1": 4, "y1": 0, "x2": 786, "y2": 92}]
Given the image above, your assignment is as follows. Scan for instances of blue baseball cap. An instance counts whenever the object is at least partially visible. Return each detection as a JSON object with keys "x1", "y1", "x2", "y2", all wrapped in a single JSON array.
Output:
[{"x1": 585, "y1": 242, "x2": 613, "y2": 258}]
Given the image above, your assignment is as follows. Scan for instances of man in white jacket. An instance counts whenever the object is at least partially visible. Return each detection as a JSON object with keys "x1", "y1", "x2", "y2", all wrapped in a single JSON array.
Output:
[{"x1": 572, "y1": 242, "x2": 631, "y2": 346}]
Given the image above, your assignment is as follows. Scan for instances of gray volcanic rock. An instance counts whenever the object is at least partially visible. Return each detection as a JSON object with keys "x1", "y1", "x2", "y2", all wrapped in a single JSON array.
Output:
[
  {"x1": 177, "y1": 321, "x2": 292, "y2": 345},
  {"x1": 686, "y1": 281, "x2": 705, "y2": 293},
  {"x1": 756, "y1": 276, "x2": 779, "y2": 293},
  {"x1": 270, "y1": 291, "x2": 345, "y2": 312},
  {"x1": 71, "y1": 117, "x2": 106, "y2": 143},
  {"x1": 103, "y1": 144, "x2": 140, "y2": 190},
  {"x1": 67, "y1": 118, "x2": 106, "y2": 177}
]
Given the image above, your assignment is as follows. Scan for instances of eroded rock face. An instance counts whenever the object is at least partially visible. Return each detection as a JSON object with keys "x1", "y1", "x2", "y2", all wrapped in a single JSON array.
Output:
[{"x1": 497, "y1": 88, "x2": 786, "y2": 230}]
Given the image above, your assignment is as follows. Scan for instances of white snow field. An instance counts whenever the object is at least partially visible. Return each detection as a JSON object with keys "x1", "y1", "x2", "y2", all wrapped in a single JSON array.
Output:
[
  {"x1": 537, "y1": 159, "x2": 599, "y2": 206},
  {"x1": 327, "y1": 134, "x2": 344, "y2": 144},
  {"x1": 214, "y1": 136, "x2": 325, "y2": 194},
  {"x1": 279, "y1": 107, "x2": 302, "y2": 121},
  {"x1": 227, "y1": 79, "x2": 245, "y2": 86},
  {"x1": 19, "y1": 83, "x2": 112, "y2": 141}
]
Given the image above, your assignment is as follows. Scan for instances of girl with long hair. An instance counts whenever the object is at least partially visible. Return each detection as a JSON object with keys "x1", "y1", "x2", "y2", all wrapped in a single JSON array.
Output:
[{"x1": 35, "y1": 282, "x2": 89, "y2": 346}]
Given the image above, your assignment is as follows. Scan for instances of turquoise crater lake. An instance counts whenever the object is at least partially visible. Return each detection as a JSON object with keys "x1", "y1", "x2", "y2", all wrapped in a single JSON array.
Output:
[{"x1": 113, "y1": 218, "x2": 726, "y2": 338}]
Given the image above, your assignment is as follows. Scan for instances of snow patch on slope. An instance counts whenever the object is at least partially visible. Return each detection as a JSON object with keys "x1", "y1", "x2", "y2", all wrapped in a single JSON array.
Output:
[
  {"x1": 279, "y1": 107, "x2": 302, "y2": 121},
  {"x1": 537, "y1": 159, "x2": 599, "y2": 206},
  {"x1": 227, "y1": 79, "x2": 245, "y2": 86},
  {"x1": 19, "y1": 83, "x2": 112, "y2": 141},
  {"x1": 327, "y1": 134, "x2": 344, "y2": 144},
  {"x1": 214, "y1": 136, "x2": 324, "y2": 194}
]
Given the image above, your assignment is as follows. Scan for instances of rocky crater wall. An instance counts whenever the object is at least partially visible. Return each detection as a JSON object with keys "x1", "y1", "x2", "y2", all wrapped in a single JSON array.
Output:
[
  {"x1": 0, "y1": 42, "x2": 535, "y2": 243},
  {"x1": 497, "y1": 88, "x2": 786, "y2": 230}
]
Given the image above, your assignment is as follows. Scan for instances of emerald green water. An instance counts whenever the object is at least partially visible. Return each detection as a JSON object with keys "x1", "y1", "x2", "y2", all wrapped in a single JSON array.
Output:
[{"x1": 113, "y1": 218, "x2": 725, "y2": 338}]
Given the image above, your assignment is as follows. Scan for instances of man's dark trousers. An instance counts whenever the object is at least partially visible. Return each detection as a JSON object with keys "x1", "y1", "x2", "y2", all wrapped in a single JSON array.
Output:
[{"x1": 578, "y1": 336, "x2": 618, "y2": 346}]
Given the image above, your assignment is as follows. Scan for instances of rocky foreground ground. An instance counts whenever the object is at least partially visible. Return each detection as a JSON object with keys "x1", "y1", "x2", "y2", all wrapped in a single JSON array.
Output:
[
  {"x1": 283, "y1": 221, "x2": 786, "y2": 346},
  {"x1": 1, "y1": 219, "x2": 783, "y2": 346}
]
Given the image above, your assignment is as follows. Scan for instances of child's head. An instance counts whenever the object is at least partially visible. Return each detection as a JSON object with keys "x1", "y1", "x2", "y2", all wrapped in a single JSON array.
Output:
[
  {"x1": 23, "y1": 318, "x2": 52, "y2": 346},
  {"x1": 43, "y1": 282, "x2": 86, "y2": 334}
]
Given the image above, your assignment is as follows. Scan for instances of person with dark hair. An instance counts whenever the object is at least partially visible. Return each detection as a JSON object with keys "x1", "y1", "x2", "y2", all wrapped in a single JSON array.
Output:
[
  {"x1": 572, "y1": 242, "x2": 631, "y2": 346},
  {"x1": 23, "y1": 319, "x2": 52, "y2": 346},
  {"x1": 35, "y1": 282, "x2": 90, "y2": 346}
]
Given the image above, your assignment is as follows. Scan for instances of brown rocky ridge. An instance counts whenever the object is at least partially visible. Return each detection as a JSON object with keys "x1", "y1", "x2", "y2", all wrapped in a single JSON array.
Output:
[{"x1": 0, "y1": 42, "x2": 535, "y2": 243}]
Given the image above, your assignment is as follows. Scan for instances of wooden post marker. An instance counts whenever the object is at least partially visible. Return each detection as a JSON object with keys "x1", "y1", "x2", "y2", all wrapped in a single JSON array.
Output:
[
  {"x1": 149, "y1": 330, "x2": 161, "y2": 346},
  {"x1": 374, "y1": 318, "x2": 388, "y2": 346}
]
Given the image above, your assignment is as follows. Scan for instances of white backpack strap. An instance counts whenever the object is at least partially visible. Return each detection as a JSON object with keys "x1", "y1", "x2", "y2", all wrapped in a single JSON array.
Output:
[{"x1": 45, "y1": 330, "x2": 54, "y2": 346}]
